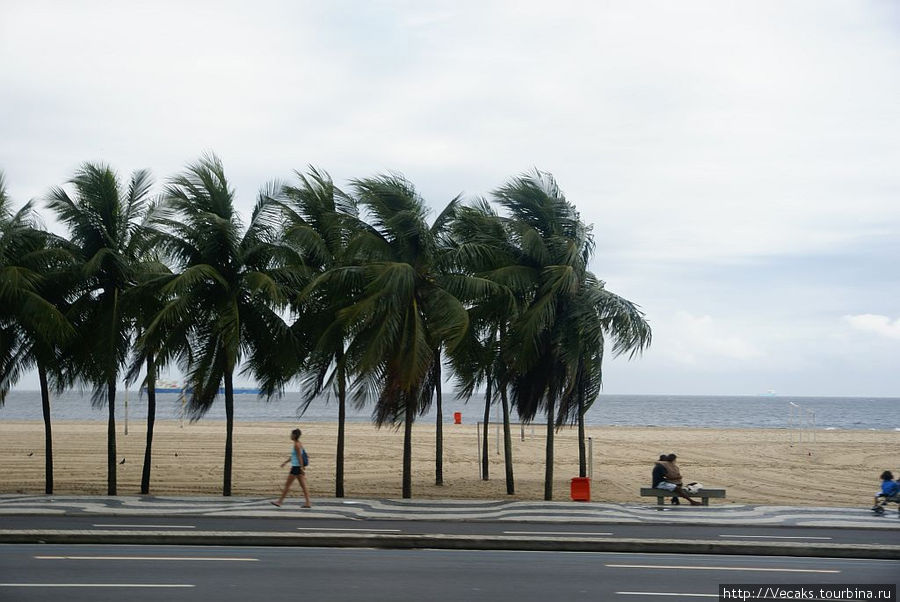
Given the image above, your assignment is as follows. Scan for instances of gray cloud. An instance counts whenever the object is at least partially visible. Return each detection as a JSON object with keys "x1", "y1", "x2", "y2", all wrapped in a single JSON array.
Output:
[{"x1": 1, "y1": 0, "x2": 897, "y2": 394}]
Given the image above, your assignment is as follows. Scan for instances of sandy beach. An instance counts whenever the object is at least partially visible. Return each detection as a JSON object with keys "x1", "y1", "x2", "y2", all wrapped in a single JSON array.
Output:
[{"x1": 1, "y1": 420, "x2": 896, "y2": 507}]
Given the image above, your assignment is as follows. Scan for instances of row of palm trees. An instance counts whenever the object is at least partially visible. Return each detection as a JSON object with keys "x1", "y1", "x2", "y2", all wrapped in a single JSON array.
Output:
[{"x1": 0, "y1": 157, "x2": 651, "y2": 500}]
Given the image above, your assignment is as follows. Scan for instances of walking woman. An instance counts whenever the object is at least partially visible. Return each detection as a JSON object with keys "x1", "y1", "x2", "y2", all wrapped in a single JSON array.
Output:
[{"x1": 271, "y1": 428, "x2": 311, "y2": 508}]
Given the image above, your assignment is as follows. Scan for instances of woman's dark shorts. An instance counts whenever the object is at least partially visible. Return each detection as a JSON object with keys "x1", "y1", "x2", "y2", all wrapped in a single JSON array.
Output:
[{"x1": 290, "y1": 466, "x2": 301, "y2": 476}]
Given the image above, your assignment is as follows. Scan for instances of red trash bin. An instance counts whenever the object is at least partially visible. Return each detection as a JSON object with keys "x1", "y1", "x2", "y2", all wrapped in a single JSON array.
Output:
[
  {"x1": 453, "y1": 412, "x2": 462, "y2": 424},
  {"x1": 570, "y1": 477, "x2": 591, "y2": 502}
]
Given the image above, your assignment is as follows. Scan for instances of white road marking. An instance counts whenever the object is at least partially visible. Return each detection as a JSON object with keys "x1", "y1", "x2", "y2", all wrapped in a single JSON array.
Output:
[
  {"x1": 718, "y1": 534, "x2": 832, "y2": 540},
  {"x1": 503, "y1": 531, "x2": 614, "y2": 536},
  {"x1": 0, "y1": 583, "x2": 197, "y2": 587},
  {"x1": 617, "y1": 593, "x2": 717, "y2": 598},
  {"x1": 297, "y1": 527, "x2": 401, "y2": 533},
  {"x1": 35, "y1": 556, "x2": 258, "y2": 562},
  {"x1": 606, "y1": 564, "x2": 839, "y2": 573},
  {"x1": 92, "y1": 524, "x2": 196, "y2": 529}
]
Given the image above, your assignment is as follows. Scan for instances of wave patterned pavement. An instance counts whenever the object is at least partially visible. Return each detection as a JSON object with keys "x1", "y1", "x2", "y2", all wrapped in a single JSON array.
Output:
[{"x1": 1, "y1": 494, "x2": 898, "y2": 529}]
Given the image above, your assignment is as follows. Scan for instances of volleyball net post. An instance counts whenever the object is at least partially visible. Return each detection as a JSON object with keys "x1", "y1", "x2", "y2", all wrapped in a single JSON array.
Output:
[
  {"x1": 588, "y1": 436, "x2": 594, "y2": 480},
  {"x1": 788, "y1": 402, "x2": 799, "y2": 445},
  {"x1": 788, "y1": 402, "x2": 817, "y2": 448},
  {"x1": 806, "y1": 408, "x2": 816, "y2": 445}
]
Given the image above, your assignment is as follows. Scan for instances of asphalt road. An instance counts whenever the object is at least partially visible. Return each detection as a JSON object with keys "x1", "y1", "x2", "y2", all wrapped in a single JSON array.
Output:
[
  {"x1": 1, "y1": 514, "x2": 896, "y2": 546},
  {"x1": 1, "y1": 544, "x2": 896, "y2": 602}
]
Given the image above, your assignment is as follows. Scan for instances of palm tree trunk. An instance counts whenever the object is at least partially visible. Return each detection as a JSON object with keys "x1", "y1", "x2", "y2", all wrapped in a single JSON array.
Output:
[
  {"x1": 107, "y1": 378, "x2": 117, "y2": 496},
  {"x1": 38, "y1": 364, "x2": 53, "y2": 495},
  {"x1": 141, "y1": 354, "x2": 156, "y2": 494},
  {"x1": 577, "y1": 404, "x2": 586, "y2": 478},
  {"x1": 402, "y1": 395, "x2": 415, "y2": 498},
  {"x1": 577, "y1": 372, "x2": 586, "y2": 478},
  {"x1": 500, "y1": 383, "x2": 514, "y2": 494},
  {"x1": 223, "y1": 370, "x2": 234, "y2": 497},
  {"x1": 434, "y1": 351, "x2": 443, "y2": 486},
  {"x1": 106, "y1": 287, "x2": 119, "y2": 496},
  {"x1": 544, "y1": 397, "x2": 555, "y2": 501},
  {"x1": 336, "y1": 348, "x2": 346, "y2": 498},
  {"x1": 481, "y1": 376, "x2": 492, "y2": 480}
]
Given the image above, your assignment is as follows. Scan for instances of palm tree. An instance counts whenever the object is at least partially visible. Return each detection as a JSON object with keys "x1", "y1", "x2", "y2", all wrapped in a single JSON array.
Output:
[
  {"x1": 0, "y1": 173, "x2": 74, "y2": 494},
  {"x1": 492, "y1": 170, "x2": 651, "y2": 499},
  {"x1": 556, "y1": 274, "x2": 651, "y2": 477},
  {"x1": 448, "y1": 199, "x2": 519, "y2": 493},
  {"x1": 427, "y1": 198, "x2": 462, "y2": 487},
  {"x1": 491, "y1": 170, "x2": 594, "y2": 501},
  {"x1": 126, "y1": 242, "x2": 179, "y2": 495},
  {"x1": 332, "y1": 174, "x2": 470, "y2": 498},
  {"x1": 47, "y1": 164, "x2": 153, "y2": 495},
  {"x1": 144, "y1": 154, "x2": 295, "y2": 496},
  {"x1": 275, "y1": 166, "x2": 361, "y2": 498}
]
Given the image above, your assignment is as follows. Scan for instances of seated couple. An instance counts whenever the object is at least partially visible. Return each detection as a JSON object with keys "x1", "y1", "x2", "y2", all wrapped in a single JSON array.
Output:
[{"x1": 652, "y1": 453, "x2": 701, "y2": 506}]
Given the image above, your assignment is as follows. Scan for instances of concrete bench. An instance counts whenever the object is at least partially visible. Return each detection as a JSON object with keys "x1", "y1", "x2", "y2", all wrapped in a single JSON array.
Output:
[{"x1": 640, "y1": 487, "x2": 726, "y2": 506}]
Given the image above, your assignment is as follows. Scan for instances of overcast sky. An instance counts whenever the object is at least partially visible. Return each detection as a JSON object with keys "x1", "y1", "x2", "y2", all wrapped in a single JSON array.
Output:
[{"x1": 2, "y1": 1, "x2": 898, "y2": 396}]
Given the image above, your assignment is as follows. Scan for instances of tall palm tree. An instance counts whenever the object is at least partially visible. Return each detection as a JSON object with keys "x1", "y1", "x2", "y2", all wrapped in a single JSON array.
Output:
[
  {"x1": 22, "y1": 254, "x2": 77, "y2": 496},
  {"x1": 427, "y1": 198, "x2": 462, "y2": 487},
  {"x1": 332, "y1": 174, "x2": 470, "y2": 498},
  {"x1": 556, "y1": 274, "x2": 651, "y2": 476},
  {"x1": 493, "y1": 170, "x2": 651, "y2": 499},
  {"x1": 275, "y1": 166, "x2": 361, "y2": 498},
  {"x1": 491, "y1": 170, "x2": 594, "y2": 501},
  {"x1": 144, "y1": 154, "x2": 294, "y2": 496},
  {"x1": 125, "y1": 241, "x2": 179, "y2": 495},
  {"x1": 448, "y1": 199, "x2": 519, "y2": 493},
  {"x1": 0, "y1": 173, "x2": 74, "y2": 494},
  {"x1": 47, "y1": 164, "x2": 153, "y2": 495}
]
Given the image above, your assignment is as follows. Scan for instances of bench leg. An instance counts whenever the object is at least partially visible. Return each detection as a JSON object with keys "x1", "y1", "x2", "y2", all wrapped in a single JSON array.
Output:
[
  {"x1": 701, "y1": 497, "x2": 709, "y2": 506},
  {"x1": 656, "y1": 496, "x2": 664, "y2": 505}
]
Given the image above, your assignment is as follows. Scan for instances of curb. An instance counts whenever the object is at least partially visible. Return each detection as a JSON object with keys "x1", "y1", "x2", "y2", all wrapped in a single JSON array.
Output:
[{"x1": 3, "y1": 530, "x2": 899, "y2": 559}]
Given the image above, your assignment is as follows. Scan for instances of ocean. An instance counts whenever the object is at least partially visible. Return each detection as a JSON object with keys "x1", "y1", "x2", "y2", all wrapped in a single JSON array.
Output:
[{"x1": 1, "y1": 390, "x2": 898, "y2": 431}]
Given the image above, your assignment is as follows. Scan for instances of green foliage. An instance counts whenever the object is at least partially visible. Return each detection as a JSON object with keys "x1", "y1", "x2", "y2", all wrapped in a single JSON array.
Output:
[
  {"x1": 145, "y1": 154, "x2": 295, "y2": 417},
  {"x1": 7, "y1": 158, "x2": 652, "y2": 501},
  {"x1": 46, "y1": 163, "x2": 154, "y2": 401},
  {"x1": 0, "y1": 173, "x2": 73, "y2": 402}
]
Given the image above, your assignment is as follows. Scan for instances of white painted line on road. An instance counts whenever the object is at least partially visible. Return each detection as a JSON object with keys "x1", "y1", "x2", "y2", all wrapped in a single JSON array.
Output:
[
  {"x1": 94, "y1": 524, "x2": 197, "y2": 529},
  {"x1": 297, "y1": 527, "x2": 401, "y2": 533},
  {"x1": 617, "y1": 592, "x2": 717, "y2": 598},
  {"x1": 0, "y1": 583, "x2": 197, "y2": 587},
  {"x1": 36, "y1": 556, "x2": 258, "y2": 562},
  {"x1": 503, "y1": 531, "x2": 614, "y2": 536},
  {"x1": 606, "y1": 564, "x2": 839, "y2": 573},
  {"x1": 718, "y1": 534, "x2": 832, "y2": 540}
]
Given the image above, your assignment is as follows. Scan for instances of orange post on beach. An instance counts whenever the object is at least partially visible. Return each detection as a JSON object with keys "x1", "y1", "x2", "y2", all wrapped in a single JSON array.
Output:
[
  {"x1": 570, "y1": 477, "x2": 590, "y2": 502},
  {"x1": 453, "y1": 412, "x2": 462, "y2": 424}
]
